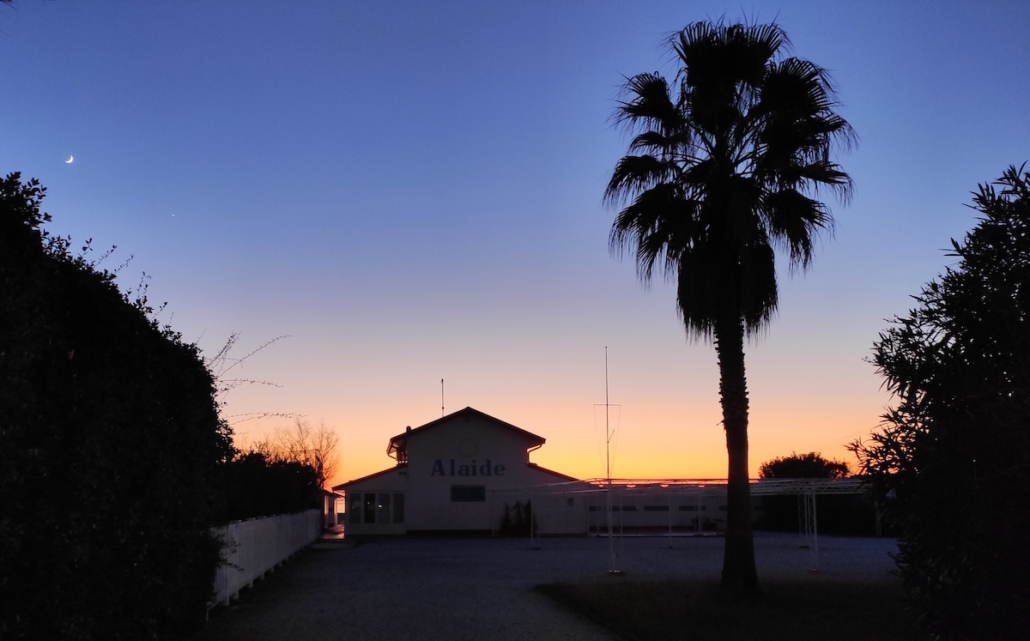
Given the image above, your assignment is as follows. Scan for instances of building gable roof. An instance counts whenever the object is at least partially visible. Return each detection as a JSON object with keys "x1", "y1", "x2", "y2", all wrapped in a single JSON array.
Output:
[
  {"x1": 387, "y1": 406, "x2": 545, "y2": 461},
  {"x1": 333, "y1": 464, "x2": 408, "y2": 491},
  {"x1": 526, "y1": 462, "x2": 579, "y2": 482}
]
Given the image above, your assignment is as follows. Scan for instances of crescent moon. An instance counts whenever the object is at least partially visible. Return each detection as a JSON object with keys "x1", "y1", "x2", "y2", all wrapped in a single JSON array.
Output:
[{"x1": 65, "y1": 155, "x2": 74, "y2": 164}]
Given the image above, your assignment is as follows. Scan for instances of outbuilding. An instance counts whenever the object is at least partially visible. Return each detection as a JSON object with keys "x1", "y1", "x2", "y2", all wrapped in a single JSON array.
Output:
[{"x1": 335, "y1": 407, "x2": 582, "y2": 536}]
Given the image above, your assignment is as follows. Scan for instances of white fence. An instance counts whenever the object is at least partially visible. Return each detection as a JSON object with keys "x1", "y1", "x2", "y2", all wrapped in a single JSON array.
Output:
[{"x1": 211, "y1": 509, "x2": 322, "y2": 607}]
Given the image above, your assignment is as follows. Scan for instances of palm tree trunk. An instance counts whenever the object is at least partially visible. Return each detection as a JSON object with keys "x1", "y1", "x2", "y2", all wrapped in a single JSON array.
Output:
[{"x1": 715, "y1": 317, "x2": 760, "y2": 598}]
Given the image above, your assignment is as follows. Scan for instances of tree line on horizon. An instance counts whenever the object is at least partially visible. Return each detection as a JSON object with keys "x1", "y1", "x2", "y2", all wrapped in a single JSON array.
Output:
[{"x1": 755, "y1": 451, "x2": 880, "y2": 537}]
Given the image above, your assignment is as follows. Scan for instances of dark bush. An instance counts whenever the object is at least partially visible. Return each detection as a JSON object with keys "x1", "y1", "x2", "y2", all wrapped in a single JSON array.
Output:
[
  {"x1": 497, "y1": 500, "x2": 537, "y2": 537},
  {"x1": 216, "y1": 452, "x2": 321, "y2": 523},
  {"x1": 1, "y1": 173, "x2": 234, "y2": 640},
  {"x1": 759, "y1": 452, "x2": 850, "y2": 479},
  {"x1": 755, "y1": 452, "x2": 877, "y2": 536},
  {"x1": 755, "y1": 495, "x2": 878, "y2": 536},
  {"x1": 852, "y1": 165, "x2": 1030, "y2": 640}
]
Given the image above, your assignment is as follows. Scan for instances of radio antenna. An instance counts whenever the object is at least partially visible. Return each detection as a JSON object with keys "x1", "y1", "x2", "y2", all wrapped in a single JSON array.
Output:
[
  {"x1": 441, "y1": 378, "x2": 445, "y2": 417},
  {"x1": 603, "y1": 346, "x2": 624, "y2": 575},
  {"x1": 606, "y1": 347, "x2": 610, "y2": 482}
]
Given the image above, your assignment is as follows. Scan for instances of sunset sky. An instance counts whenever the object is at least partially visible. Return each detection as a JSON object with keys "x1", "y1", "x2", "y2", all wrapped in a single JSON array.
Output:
[{"x1": 3, "y1": 1, "x2": 1028, "y2": 485}]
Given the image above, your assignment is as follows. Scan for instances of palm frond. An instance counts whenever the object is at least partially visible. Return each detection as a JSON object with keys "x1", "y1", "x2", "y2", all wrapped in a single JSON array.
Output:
[
  {"x1": 674, "y1": 233, "x2": 778, "y2": 339},
  {"x1": 766, "y1": 58, "x2": 836, "y2": 110},
  {"x1": 754, "y1": 58, "x2": 856, "y2": 156},
  {"x1": 604, "y1": 155, "x2": 678, "y2": 206},
  {"x1": 609, "y1": 183, "x2": 700, "y2": 282},
  {"x1": 628, "y1": 130, "x2": 685, "y2": 156},
  {"x1": 761, "y1": 188, "x2": 833, "y2": 271},
  {"x1": 614, "y1": 73, "x2": 683, "y2": 134},
  {"x1": 737, "y1": 236, "x2": 779, "y2": 333},
  {"x1": 793, "y1": 160, "x2": 854, "y2": 203}
]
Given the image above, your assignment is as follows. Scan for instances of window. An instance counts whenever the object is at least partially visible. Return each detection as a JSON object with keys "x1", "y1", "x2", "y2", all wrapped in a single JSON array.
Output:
[
  {"x1": 679, "y1": 505, "x2": 706, "y2": 512},
  {"x1": 393, "y1": 493, "x2": 405, "y2": 523},
  {"x1": 350, "y1": 494, "x2": 362, "y2": 524},
  {"x1": 363, "y1": 493, "x2": 376, "y2": 524},
  {"x1": 451, "y1": 485, "x2": 486, "y2": 502},
  {"x1": 644, "y1": 505, "x2": 669, "y2": 512},
  {"x1": 611, "y1": 505, "x2": 637, "y2": 512},
  {"x1": 377, "y1": 493, "x2": 391, "y2": 524}
]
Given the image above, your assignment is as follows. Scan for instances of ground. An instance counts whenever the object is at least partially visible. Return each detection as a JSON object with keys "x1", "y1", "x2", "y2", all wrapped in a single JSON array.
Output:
[{"x1": 194, "y1": 533, "x2": 899, "y2": 641}]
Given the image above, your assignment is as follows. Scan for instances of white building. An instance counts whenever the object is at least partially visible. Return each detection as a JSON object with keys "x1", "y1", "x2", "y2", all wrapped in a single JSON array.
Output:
[
  {"x1": 335, "y1": 407, "x2": 583, "y2": 536},
  {"x1": 334, "y1": 408, "x2": 875, "y2": 541}
]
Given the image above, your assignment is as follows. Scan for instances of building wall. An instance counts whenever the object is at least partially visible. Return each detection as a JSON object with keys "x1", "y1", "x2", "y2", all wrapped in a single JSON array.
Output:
[
  {"x1": 403, "y1": 413, "x2": 544, "y2": 532},
  {"x1": 584, "y1": 488, "x2": 729, "y2": 534},
  {"x1": 401, "y1": 414, "x2": 535, "y2": 531},
  {"x1": 344, "y1": 467, "x2": 407, "y2": 536},
  {"x1": 340, "y1": 411, "x2": 584, "y2": 535},
  {"x1": 489, "y1": 487, "x2": 590, "y2": 536}
]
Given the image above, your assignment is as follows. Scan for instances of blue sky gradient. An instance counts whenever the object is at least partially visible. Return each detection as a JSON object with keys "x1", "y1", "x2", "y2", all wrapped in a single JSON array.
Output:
[{"x1": 3, "y1": 0, "x2": 1028, "y2": 482}]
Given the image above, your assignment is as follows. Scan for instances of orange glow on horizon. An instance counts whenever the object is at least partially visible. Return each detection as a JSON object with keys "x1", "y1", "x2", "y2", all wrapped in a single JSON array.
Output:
[
  {"x1": 223, "y1": 329, "x2": 891, "y2": 490},
  {"x1": 252, "y1": 395, "x2": 887, "y2": 489}
]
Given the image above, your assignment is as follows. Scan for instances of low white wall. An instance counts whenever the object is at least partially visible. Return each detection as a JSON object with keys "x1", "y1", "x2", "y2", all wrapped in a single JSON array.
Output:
[{"x1": 211, "y1": 509, "x2": 322, "y2": 607}]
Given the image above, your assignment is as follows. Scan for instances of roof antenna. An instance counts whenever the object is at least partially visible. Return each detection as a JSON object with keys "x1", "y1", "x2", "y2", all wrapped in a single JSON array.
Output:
[
  {"x1": 441, "y1": 378, "x2": 445, "y2": 417},
  {"x1": 603, "y1": 346, "x2": 624, "y2": 576}
]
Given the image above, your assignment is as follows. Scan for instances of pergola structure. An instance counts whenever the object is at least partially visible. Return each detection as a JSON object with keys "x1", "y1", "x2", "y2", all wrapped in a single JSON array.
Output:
[{"x1": 490, "y1": 477, "x2": 870, "y2": 572}]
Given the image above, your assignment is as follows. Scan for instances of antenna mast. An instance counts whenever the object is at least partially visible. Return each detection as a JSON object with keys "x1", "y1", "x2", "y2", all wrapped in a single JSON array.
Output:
[
  {"x1": 606, "y1": 347, "x2": 610, "y2": 483},
  {"x1": 592, "y1": 348, "x2": 623, "y2": 575},
  {"x1": 604, "y1": 346, "x2": 623, "y2": 575},
  {"x1": 441, "y1": 378, "x2": 445, "y2": 417}
]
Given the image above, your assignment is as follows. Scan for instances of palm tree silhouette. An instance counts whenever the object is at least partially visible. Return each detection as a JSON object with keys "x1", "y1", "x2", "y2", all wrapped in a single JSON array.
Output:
[{"x1": 606, "y1": 21, "x2": 853, "y2": 597}]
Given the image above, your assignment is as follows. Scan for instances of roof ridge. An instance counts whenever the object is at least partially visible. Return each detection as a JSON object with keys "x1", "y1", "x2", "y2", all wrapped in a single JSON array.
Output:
[{"x1": 386, "y1": 407, "x2": 546, "y2": 460}]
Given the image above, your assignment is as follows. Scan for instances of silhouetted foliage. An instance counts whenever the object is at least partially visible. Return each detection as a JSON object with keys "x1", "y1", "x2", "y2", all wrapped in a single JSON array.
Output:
[
  {"x1": 606, "y1": 20, "x2": 853, "y2": 597},
  {"x1": 756, "y1": 452, "x2": 873, "y2": 535},
  {"x1": 497, "y1": 500, "x2": 537, "y2": 537},
  {"x1": 851, "y1": 165, "x2": 1030, "y2": 640},
  {"x1": 216, "y1": 452, "x2": 321, "y2": 523},
  {"x1": 756, "y1": 493, "x2": 877, "y2": 536},
  {"x1": 247, "y1": 418, "x2": 340, "y2": 490},
  {"x1": 1, "y1": 173, "x2": 234, "y2": 640},
  {"x1": 759, "y1": 452, "x2": 850, "y2": 479}
]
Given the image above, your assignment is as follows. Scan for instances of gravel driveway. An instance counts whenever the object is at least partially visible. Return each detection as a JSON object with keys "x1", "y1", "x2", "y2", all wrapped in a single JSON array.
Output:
[{"x1": 194, "y1": 533, "x2": 898, "y2": 641}]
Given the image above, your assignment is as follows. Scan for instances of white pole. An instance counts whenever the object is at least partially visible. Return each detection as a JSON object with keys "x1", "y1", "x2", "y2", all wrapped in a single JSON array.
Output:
[
  {"x1": 696, "y1": 492, "x2": 702, "y2": 534},
  {"x1": 667, "y1": 491, "x2": 673, "y2": 545},
  {"x1": 811, "y1": 487, "x2": 820, "y2": 572},
  {"x1": 604, "y1": 347, "x2": 623, "y2": 575},
  {"x1": 606, "y1": 348, "x2": 613, "y2": 572},
  {"x1": 530, "y1": 497, "x2": 537, "y2": 549}
]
